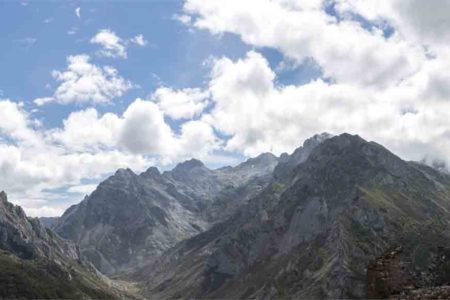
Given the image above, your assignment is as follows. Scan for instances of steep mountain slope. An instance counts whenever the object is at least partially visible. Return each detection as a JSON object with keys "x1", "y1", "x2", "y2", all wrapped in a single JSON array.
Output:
[
  {"x1": 0, "y1": 191, "x2": 129, "y2": 299},
  {"x1": 52, "y1": 154, "x2": 279, "y2": 275},
  {"x1": 130, "y1": 134, "x2": 450, "y2": 299}
]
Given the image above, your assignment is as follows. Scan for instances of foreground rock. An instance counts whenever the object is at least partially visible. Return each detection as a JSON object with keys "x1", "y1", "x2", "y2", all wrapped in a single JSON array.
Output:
[{"x1": 368, "y1": 246, "x2": 450, "y2": 299}]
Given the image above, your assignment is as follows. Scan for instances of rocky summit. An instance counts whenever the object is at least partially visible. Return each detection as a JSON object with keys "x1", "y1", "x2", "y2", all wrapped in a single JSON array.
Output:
[{"x1": 4, "y1": 133, "x2": 450, "y2": 299}]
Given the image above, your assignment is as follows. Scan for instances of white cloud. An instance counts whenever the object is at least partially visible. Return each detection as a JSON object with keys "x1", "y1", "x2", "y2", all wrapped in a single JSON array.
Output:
[
  {"x1": 0, "y1": 97, "x2": 222, "y2": 216},
  {"x1": 47, "y1": 54, "x2": 131, "y2": 105},
  {"x1": 90, "y1": 29, "x2": 148, "y2": 59},
  {"x1": 335, "y1": 0, "x2": 450, "y2": 50},
  {"x1": 118, "y1": 99, "x2": 177, "y2": 155},
  {"x1": 201, "y1": 50, "x2": 450, "y2": 167},
  {"x1": 173, "y1": 14, "x2": 193, "y2": 26},
  {"x1": 67, "y1": 184, "x2": 97, "y2": 195},
  {"x1": 50, "y1": 108, "x2": 121, "y2": 151},
  {"x1": 153, "y1": 87, "x2": 209, "y2": 120},
  {"x1": 130, "y1": 34, "x2": 148, "y2": 47},
  {"x1": 183, "y1": 0, "x2": 425, "y2": 89},
  {"x1": 171, "y1": 0, "x2": 450, "y2": 164},
  {"x1": 33, "y1": 97, "x2": 54, "y2": 106},
  {"x1": 90, "y1": 29, "x2": 127, "y2": 59},
  {"x1": 75, "y1": 7, "x2": 81, "y2": 19},
  {"x1": 177, "y1": 120, "x2": 220, "y2": 158},
  {"x1": 0, "y1": 99, "x2": 41, "y2": 145},
  {"x1": 49, "y1": 99, "x2": 218, "y2": 160},
  {"x1": 7, "y1": 0, "x2": 450, "y2": 217},
  {"x1": 26, "y1": 206, "x2": 64, "y2": 218}
]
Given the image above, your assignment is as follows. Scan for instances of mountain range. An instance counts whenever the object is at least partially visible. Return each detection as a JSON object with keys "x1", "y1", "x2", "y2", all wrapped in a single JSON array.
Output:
[{"x1": 2, "y1": 133, "x2": 450, "y2": 299}]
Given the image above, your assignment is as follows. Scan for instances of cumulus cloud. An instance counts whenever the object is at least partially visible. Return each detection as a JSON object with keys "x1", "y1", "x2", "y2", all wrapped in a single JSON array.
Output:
[
  {"x1": 183, "y1": 0, "x2": 425, "y2": 89},
  {"x1": 118, "y1": 99, "x2": 177, "y2": 155},
  {"x1": 7, "y1": 0, "x2": 450, "y2": 216},
  {"x1": 173, "y1": 0, "x2": 450, "y2": 165},
  {"x1": 130, "y1": 34, "x2": 148, "y2": 47},
  {"x1": 0, "y1": 100, "x2": 41, "y2": 145},
  {"x1": 90, "y1": 29, "x2": 127, "y2": 58},
  {"x1": 0, "y1": 100, "x2": 154, "y2": 215},
  {"x1": 50, "y1": 108, "x2": 121, "y2": 151},
  {"x1": 201, "y1": 51, "x2": 450, "y2": 165},
  {"x1": 153, "y1": 87, "x2": 209, "y2": 120},
  {"x1": 42, "y1": 54, "x2": 132, "y2": 105},
  {"x1": 177, "y1": 120, "x2": 220, "y2": 158},
  {"x1": 33, "y1": 97, "x2": 54, "y2": 106},
  {"x1": 0, "y1": 97, "x2": 218, "y2": 216},
  {"x1": 90, "y1": 29, "x2": 148, "y2": 59},
  {"x1": 49, "y1": 98, "x2": 219, "y2": 159},
  {"x1": 335, "y1": 0, "x2": 450, "y2": 50},
  {"x1": 75, "y1": 7, "x2": 81, "y2": 19}
]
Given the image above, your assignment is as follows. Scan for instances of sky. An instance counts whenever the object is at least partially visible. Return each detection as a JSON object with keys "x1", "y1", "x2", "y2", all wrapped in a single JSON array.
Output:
[{"x1": 1, "y1": 0, "x2": 450, "y2": 217}]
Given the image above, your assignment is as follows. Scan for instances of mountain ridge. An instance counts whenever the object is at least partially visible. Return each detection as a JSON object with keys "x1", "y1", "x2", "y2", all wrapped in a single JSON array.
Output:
[
  {"x1": 19, "y1": 132, "x2": 450, "y2": 299},
  {"x1": 50, "y1": 149, "x2": 282, "y2": 275},
  {"x1": 126, "y1": 133, "x2": 450, "y2": 299}
]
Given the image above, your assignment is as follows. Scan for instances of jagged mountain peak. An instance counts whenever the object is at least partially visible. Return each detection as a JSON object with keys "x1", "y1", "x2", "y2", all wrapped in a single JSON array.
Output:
[
  {"x1": 140, "y1": 166, "x2": 161, "y2": 179},
  {"x1": 0, "y1": 190, "x2": 6, "y2": 202},
  {"x1": 0, "y1": 191, "x2": 26, "y2": 220},
  {"x1": 230, "y1": 152, "x2": 278, "y2": 178},
  {"x1": 245, "y1": 152, "x2": 277, "y2": 164},
  {"x1": 303, "y1": 132, "x2": 334, "y2": 148},
  {"x1": 310, "y1": 133, "x2": 408, "y2": 176},
  {"x1": 320, "y1": 132, "x2": 365, "y2": 147},
  {"x1": 274, "y1": 132, "x2": 333, "y2": 181},
  {"x1": 172, "y1": 158, "x2": 206, "y2": 172},
  {"x1": 114, "y1": 167, "x2": 136, "y2": 177}
]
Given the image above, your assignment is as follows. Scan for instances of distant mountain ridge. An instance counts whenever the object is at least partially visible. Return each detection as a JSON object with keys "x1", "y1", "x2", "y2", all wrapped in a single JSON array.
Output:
[{"x1": 50, "y1": 152, "x2": 280, "y2": 275}]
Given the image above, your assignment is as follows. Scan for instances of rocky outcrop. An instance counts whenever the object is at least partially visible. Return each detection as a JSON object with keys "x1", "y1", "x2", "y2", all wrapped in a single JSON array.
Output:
[
  {"x1": 0, "y1": 191, "x2": 129, "y2": 299},
  {"x1": 368, "y1": 245, "x2": 450, "y2": 299}
]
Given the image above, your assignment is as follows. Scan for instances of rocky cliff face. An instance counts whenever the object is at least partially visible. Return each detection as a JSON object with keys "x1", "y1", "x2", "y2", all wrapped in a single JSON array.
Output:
[
  {"x1": 52, "y1": 154, "x2": 279, "y2": 275},
  {"x1": 129, "y1": 134, "x2": 450, "y2": 299},
  {"x1": 0, "y1": 191, "x2": 129, "y2": 299}
]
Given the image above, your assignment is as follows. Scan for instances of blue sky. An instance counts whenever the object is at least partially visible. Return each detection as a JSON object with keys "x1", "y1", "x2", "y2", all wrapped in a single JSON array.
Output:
[
  {"x1": 0, "y1": 1, "x2": 252, "y2": 127},
  {"x1": 1, "y1": 0, "x2": 450, "y2": 216}
]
